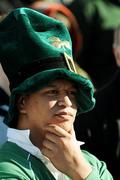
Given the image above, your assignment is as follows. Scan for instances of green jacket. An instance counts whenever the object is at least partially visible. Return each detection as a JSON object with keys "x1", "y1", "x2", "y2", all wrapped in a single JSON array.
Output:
[{"x1": 0, "y1": 142, "x2": 113, "y2": 180}]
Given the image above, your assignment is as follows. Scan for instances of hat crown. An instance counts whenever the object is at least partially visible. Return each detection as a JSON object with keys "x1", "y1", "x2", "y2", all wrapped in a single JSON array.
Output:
[{"x1": 0, "y1": 8, "x2": 73, "y2": 89}]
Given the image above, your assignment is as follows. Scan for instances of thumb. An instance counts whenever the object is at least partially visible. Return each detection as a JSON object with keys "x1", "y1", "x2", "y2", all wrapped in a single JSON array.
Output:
[
  {"x1": 70, "y1": 126, "x2": 85, "y2": 147},
  {"x1": 69, "y1": 125, "x2": 76, "y2": 139}
]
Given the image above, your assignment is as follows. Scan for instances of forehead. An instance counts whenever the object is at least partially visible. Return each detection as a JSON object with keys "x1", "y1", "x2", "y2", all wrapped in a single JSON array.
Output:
[
  {"x1": 46, "y1": 78, "x2": 76, "y2": 89},
  {"x1": 27, "y1": 79, "x2": 77, "y2": 98}
]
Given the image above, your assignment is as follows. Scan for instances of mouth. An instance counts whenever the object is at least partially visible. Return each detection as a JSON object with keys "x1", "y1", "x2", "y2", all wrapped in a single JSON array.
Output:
[
  {"x1": 54, "y1": 111, "x2": 73, "y2": 120},
  {"x1": 56, "y1": 110, "x2": 73, "y2": 115}
]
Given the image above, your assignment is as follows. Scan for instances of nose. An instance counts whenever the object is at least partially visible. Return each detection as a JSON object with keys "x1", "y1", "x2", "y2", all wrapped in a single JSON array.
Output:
[{"x1": 57, "y1": 95, "x2": 72, "y2": 107}]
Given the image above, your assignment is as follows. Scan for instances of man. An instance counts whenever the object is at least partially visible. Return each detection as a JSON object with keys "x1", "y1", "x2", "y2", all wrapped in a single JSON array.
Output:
[
  {"x1": 0, "y1": 64, "x2": 9, "y2": 145},
  {"x1": 0, "y1": 8, "x2": 113, "y2": 179},
  {"x1": 0, "y1": 87, "x2": 9, "y2": 145}
]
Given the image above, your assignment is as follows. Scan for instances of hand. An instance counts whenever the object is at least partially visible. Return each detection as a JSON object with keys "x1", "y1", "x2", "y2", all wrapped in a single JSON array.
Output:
[{"x1": 41, "y1": 124, "x2": 92, "y2": 180}]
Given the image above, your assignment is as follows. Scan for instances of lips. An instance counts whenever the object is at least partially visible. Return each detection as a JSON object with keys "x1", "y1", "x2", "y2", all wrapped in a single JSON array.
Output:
[
  {"x1": 55, "y1": 111, "x2": 73, "y2": 117},
  {"x1": 51, "y1": 111, "x2": 74, "y2": 126},
  {"x1": 56, "y1": 112, "x2": 67, "y2": 115}
]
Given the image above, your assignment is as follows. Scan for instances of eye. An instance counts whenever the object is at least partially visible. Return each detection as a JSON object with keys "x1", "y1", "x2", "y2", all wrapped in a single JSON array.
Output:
[
  {"x1": 46, "y1": 89, "x2": 58, "y2": 96},
  {"x1": 68, "y1": 90, "x2": 77, "y2": 97}
]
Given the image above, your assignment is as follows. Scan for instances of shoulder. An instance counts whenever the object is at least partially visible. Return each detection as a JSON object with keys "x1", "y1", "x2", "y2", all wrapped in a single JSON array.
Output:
[
  {"x1": 81, "y1": 150, "x2": 113, "y2": 180},
  {"x1": 82, "y1": 150, "x2": 105, "y2": 166},
  {"x1": 0, "y1": 142, "x2": 32, "y2": 179}
]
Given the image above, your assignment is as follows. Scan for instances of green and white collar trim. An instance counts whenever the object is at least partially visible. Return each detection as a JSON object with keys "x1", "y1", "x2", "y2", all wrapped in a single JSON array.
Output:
[{"x1": 7, "y1": 127, "x2": 68, "y2": 180}]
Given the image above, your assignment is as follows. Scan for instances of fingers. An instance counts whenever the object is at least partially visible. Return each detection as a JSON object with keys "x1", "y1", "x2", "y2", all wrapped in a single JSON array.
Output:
[
  {"x1": 44, "y1": 124, "x2": 77, "y2": 142},
  {"x1": 42, "y1": 134, "x2": 58, "y2": 158},
  {"x1": 44, "y1": 124, "x2": 69, "y2": 137},
  {"x1": 43, "y1": 139, "x2": 55, "y2": 151},
  {"x1": 45, "y1": 132, "x2": 59, "y2": 143},
  {"x1": 42, "y1": 146, "x2": 54, "y2": 159}
]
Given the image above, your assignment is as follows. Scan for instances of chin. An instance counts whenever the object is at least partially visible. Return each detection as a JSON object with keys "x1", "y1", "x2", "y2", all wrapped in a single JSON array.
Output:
[{"x1": 57, "y1": 123, "x2": 71, "y2": 132}]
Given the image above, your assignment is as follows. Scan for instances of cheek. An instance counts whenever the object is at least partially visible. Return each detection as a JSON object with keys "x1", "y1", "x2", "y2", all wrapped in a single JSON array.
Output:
[
  {"x1": 27, "y1": 100, "x2": 55, "y2": 123},
  {"x1": 48, "y1": 100, "x2": 57, "y2": 109},
  {"x1": 25, "y1": 99, "x2": 42, "y2": 121}
]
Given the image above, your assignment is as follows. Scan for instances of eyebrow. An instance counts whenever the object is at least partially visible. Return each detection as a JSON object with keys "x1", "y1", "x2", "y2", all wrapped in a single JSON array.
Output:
[{"x1": 46, "y1": 83, "x2": 77, "y2": 89}]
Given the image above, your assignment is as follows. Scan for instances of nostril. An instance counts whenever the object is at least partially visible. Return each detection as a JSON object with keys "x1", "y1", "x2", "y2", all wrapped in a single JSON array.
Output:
[{"x1": 57, "y1": 101, "x2": 64, "y2": 106}]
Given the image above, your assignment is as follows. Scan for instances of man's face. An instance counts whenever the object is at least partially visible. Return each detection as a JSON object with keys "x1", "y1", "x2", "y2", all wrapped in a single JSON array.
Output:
[{"x1": 18, "y1": 79, "x2": 77, "y2": 143}]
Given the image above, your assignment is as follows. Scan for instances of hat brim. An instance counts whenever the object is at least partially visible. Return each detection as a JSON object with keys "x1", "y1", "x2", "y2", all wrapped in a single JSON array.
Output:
[{"x1": 6, "y1": 68, "x2": 95, "y2": 126}]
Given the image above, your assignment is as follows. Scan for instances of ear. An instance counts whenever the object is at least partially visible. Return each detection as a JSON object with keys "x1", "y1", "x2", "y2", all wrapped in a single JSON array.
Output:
[
  {"x1": 17, "y1": 95, "x2": 27, "y2": 114},
  {"x1": 113, "y1": 47, "x2": 120, "y2": 67}
]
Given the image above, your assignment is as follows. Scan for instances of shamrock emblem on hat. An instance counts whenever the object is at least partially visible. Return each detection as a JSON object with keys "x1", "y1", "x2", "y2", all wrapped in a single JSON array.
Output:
[{"x1": 48, "y1": 36, "x2": 71, "y2": 50}]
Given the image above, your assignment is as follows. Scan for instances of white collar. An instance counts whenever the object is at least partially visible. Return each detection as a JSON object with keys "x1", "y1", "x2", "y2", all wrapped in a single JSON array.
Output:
[{"x1": 7, "y1": 128, "x2": 68, "y2": 180}]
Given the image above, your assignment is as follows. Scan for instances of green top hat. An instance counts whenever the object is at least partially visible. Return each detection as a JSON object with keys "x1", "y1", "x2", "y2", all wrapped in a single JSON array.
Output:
[{"x1": 0, "y1": 8, "x2": 95, "y2": 127}]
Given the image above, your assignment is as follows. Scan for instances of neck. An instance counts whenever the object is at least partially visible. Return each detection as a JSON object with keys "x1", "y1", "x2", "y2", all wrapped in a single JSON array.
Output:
[
  {"x1": 17, "y1": 116, "x2": 44, "y2": 150},
  {"x1": 29, "y1": 130, "x2": 44, "y2": 150}
]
